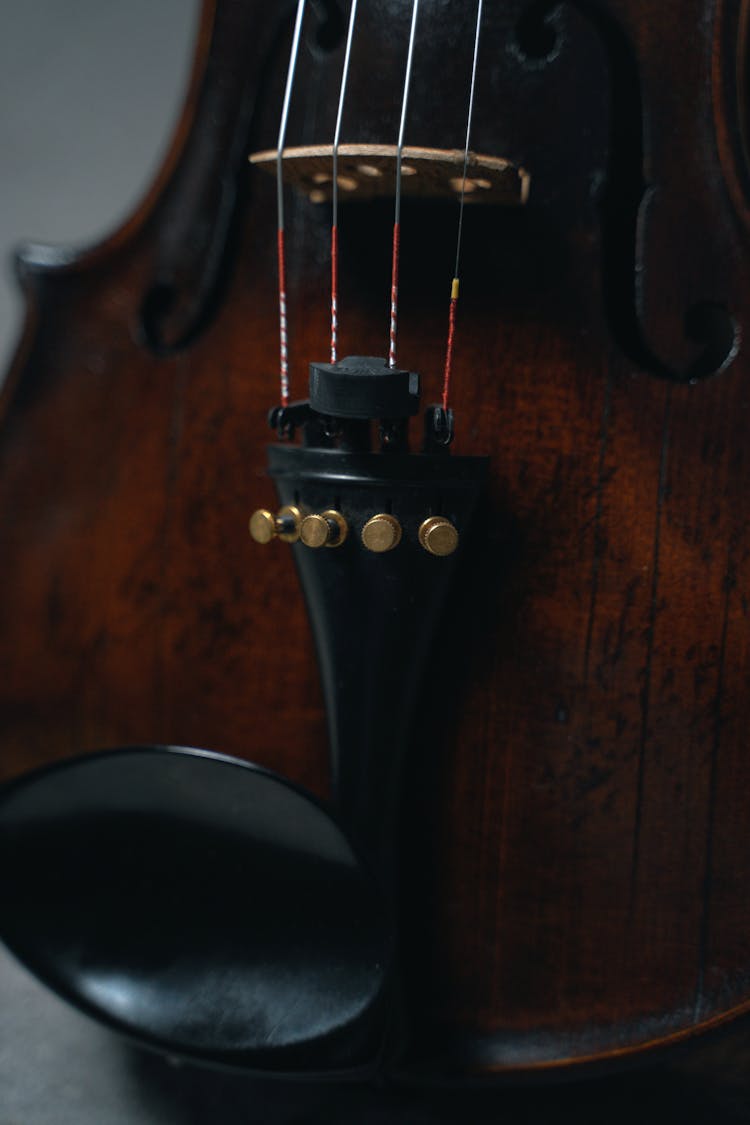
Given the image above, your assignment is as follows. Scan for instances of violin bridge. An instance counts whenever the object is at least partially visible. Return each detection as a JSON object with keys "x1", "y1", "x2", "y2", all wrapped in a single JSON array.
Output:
[{"x1": 249, "y1": 143, "x2": 530, "y2": 205}]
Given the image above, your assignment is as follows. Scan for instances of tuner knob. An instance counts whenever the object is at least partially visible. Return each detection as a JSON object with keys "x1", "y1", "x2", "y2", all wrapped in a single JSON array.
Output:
[
  {"x1": 249, "y1": 505, "x2": 302, "y2": 544},
  {"x1": 361, "y1": 514, "x2": 402, "y2": 553},
  {"x1": 299, "y1": 510, "x2": 348, "y2": 549},
  {"x1": 418, "y1": 516, "x2": 459, "y2": 557}
]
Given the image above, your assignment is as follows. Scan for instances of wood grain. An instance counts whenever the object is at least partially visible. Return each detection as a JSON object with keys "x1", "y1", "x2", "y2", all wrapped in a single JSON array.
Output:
[{"x1": 2, "y1": 0, "x2": 750, "y2": 1081}]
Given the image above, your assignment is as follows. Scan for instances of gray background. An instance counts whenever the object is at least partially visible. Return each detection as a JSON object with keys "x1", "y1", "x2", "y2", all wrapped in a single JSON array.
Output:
[{"x1": 0, "y1": 0, "x2": 200, "y2": 376}]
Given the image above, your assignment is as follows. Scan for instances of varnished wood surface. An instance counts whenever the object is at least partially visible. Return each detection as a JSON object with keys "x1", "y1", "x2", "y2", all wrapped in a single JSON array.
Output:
[{"x1": 2, "y1": 0, "x2": 750, "y2": 1080}]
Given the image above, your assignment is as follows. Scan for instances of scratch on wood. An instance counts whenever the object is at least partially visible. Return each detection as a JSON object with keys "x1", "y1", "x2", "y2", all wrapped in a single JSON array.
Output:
[{"x1": 629, "y1": 385, "x2": 672, "y2": 919}]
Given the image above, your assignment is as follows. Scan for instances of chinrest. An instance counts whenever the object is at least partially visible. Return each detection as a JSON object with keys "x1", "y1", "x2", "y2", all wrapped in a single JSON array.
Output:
[{"x1": 0, "y1": 746, "x2": 393, "y2": 1074}]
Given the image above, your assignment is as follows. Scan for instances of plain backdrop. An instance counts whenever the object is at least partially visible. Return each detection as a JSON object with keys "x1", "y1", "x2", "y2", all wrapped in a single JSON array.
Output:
[{"x1": 0, "y1": 0, "x2": 200, "y2": 377}]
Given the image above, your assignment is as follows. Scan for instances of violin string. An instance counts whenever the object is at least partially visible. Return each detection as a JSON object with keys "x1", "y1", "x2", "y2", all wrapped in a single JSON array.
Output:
[
  {"x1": 276, "y1": 0, "x2": 308, "y2": 407},
  {"x1": 388, "y1": 0, "x2": 421, "y2": 369},
  {"x1": 442, "y1": 0, "x2": 484, "y2": 412},
  {"x1": 331, "y1": 0, "x2": 359, "y2": 364}
]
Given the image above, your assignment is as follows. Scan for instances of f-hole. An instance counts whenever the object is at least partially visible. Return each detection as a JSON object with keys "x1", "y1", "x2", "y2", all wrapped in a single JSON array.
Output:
[{"x1": 517, "y1": 0, "x2": 739, "y2": 382}]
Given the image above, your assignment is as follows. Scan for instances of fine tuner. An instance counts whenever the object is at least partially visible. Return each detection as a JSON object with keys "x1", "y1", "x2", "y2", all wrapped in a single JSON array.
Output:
[
  {"x1": 249, "y1": 504, "x2": 458, "y2": 555},
  {"x1": 300, "y1": 510, "x2": 348, "y2": 549},
  {"x1": 248, "y1": 504, "x2": 302, "y2": 544}
]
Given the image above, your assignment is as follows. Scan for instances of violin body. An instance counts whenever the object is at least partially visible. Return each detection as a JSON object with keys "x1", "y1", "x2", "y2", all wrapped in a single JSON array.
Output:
[{"x1": 3, "y1": 0, "x2": 750, "y2": 1079}]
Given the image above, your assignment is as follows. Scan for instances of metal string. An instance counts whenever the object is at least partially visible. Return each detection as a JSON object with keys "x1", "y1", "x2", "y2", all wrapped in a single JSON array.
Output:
[
  {"x1": 388, "y1": 0, "x2": 421, "y2": 369},
  {"x1": 331, "y1": 0, "x2": 359, "y2": 364},
  {"x1": 442, "y1": 0, "x2": 484, "y2": 411},
  {"x1": 276, "y1": 0, "x2": 307, "y2": 407}
]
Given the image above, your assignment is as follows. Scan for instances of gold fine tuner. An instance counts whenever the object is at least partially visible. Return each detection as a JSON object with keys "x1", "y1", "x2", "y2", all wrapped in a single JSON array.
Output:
[
  {"x1": 361, "y1": 513, "x2": 402, "y2": 553},
  {"x1": 299, "y1": 510, "x2": 348, "y2": 549},
  {"x1": 249, "y1": 505, "x2": 302, "y2": 544},
  {"x1": 418, "y1": 516, "x2": 459, "y2": 557}
]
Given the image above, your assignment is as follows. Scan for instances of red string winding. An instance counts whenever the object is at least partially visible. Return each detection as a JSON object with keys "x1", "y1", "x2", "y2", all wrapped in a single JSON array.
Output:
[
  {"x1": 442, "y1": 289, "x2": 458, "y2": 411},
  {"x1": 388, "y1": 221, "x2": 401, "y2": 368},
  {"x1": 330, "y1": 224, "x2": 339, "y2": 363},
  {"x1": 277, "y1": 227, "x2": 289, "y2": 407}
]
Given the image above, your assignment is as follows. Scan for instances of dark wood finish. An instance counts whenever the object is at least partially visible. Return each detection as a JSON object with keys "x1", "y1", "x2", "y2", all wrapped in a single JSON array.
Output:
[{"x1": 3, "y1": 0, "x2": 750, "y2": 1079}]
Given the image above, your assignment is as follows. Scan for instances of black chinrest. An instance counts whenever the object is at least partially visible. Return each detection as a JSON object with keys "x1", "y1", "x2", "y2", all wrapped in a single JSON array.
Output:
[{"x1": 0, "y1": 746, "x2": 393, "y2": 1074}]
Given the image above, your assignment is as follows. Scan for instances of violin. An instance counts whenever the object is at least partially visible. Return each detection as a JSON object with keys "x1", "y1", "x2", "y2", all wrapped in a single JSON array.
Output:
[{"x1": 2, "y1": 0, "x2": 750, "y2": 1088}]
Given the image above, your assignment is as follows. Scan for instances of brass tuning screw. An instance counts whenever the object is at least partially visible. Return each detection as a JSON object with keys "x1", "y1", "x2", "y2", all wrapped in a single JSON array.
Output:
[
  {"x1": 418, "y1": 516, "x2": 459, "y2": 557},
  {"x1": 299, "y1": 510, "x2": 348, "y2": 549},
  {"x1": 361, "y1": 513, "x2": 402, "y2": 553},
  {"x1": 249, "y1": 505, "x2": 302, "y2": 544}
]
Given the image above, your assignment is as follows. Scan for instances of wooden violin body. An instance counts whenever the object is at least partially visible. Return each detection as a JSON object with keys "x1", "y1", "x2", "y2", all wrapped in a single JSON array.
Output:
[{"x1": 3, "y1": 0, "x2": 750, "y2": 1079}]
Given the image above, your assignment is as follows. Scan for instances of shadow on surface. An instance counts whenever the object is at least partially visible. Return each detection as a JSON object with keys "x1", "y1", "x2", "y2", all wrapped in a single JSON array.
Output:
[{"x1": 125, "y1": 1045, "x2": 747, "y2": 1125}]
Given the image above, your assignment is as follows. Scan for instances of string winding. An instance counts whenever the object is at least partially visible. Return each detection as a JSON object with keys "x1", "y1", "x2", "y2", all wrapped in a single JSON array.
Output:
[
  {"x1": 275, "y1": 0, "x2": 483, "y2": 411},
  {"x1": 276, "y1": 0, "x2": 307, "y2": 407}
]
